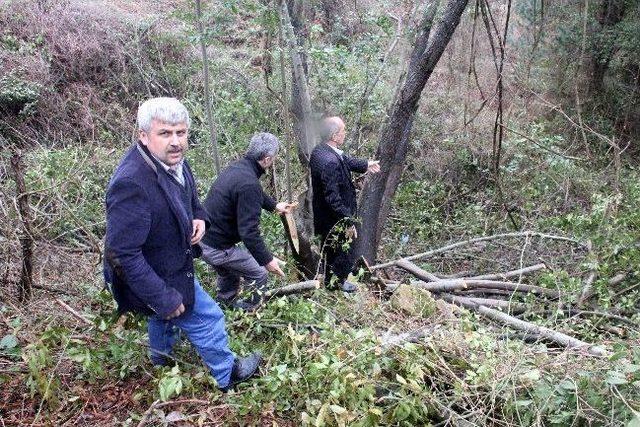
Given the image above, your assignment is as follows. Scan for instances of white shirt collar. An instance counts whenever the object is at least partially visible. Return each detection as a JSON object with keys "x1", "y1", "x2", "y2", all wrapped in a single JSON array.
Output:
[
  {"x1": 153, "y1": 155, "x2": 185, "y2": 185},
  {"x1": 327, "y1": 143, "x2": 344, "y2": 156}
]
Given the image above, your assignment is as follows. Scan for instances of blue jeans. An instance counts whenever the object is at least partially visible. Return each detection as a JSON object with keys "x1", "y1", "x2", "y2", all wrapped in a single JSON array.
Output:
[{"x1": 147, "y1": 279, "x2": 235, "y2": 387}]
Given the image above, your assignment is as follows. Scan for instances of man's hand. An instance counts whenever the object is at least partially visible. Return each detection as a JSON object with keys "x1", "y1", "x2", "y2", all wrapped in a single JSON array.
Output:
[
  {"x1": 346, "y1": 225, "x2": 358, "y2": 240},
  {"x1": 275, "y1": 202, "x2": 298, "y2": 215},
  {"x1": 367, "y1": 160, "x2": 381, "y2": 174},
  {"x1": 191, "y1": 219, "x2": 206, "y2": 244},
  {"x1": 265, "y1": 257, "x2": 286, "y2": 277},
  {"x1": 165, "y1": 303, "x2": 185, "y2": 320}
]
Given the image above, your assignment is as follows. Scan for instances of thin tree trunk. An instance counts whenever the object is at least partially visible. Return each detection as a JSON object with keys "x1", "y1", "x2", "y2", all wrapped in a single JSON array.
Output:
[
  {"x1": 279, "y1": 0, "x2": 318, "y2": 277},
  {"x1": 277, "y1": 15, "x2": 293, "y2": 203},
  {"x1": 195, "y1": 0, "x2": 221, "y2": 173},
  {"x1": 356, "y1": 0, "x2": 470, "y2": 263},
  {"x1": 11, "y1": 150, "x2": 33, "y2": 303}
]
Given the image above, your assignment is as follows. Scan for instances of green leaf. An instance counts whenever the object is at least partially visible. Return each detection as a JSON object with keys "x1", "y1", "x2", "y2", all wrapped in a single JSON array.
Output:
[
  {"x1": 520, "y1": 369, "x2": 541, "y2": 382},
  {"x1": 0, "y1": 334, "x2": 18, "y2": 350},
  {"x1": 605, "y1": 370, "x2": 628, "y2": 385},
  {"x1": 627, "y1": 415, "x2": 640, "y2": 427}
]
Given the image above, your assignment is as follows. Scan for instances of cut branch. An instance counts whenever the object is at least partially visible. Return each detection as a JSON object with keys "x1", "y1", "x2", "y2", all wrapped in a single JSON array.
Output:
[
  {"x1": 395, "y1": 259, "x2": 440, "y2": 282},
  {"x1": 443, "y1": 297, "x2": 607, "y2": 356},
  {"x1": 54, "y1": 298, "x2": 93, "y2": 326},
  {"x1": 265, "y1": 280, "x2": 319, "y2": 299},
  {"x1": 441, "y1": 294, "x2": 526, "y2": 314},
  {"x1": 372, "y1": 231, "x2": 584, "y2": 270},
  {"x1": 468, "y1": 263, "x2": 547, "y2": 280},
  {"x1": 396, "y1": 260, "x2": 559, "y2": 297}
]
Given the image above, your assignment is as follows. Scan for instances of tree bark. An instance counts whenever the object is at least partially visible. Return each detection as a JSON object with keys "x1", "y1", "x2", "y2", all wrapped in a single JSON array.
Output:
[
  {"x1": 589, "y1": 0, "x2": 625, "y2": 94},
  {"x1": 279, "y1": 0, "x2": 319, "y2": 277},
  {"x1": 356, "y1": 0, "x2": 470, "y2": 263},
  {"x1": 195, "y1": 0, "x2": 221, "y2": 173},
  {"x1": 11, "y1": 151, "x2": 33, "y2": 303}
]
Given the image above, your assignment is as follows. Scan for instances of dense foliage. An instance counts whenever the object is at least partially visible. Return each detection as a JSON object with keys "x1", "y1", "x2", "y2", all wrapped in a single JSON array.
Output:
[{"x1": 1, "y1": 0, "x2": 639, "y2": 425}]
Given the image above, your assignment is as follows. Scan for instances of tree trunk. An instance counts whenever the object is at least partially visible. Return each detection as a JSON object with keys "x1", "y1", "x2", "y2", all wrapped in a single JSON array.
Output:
[
  {"x1": 279, "y1": 0, "x2": 319, "y2": 277},
  {"x1": 11, "y1": 150, "x2": 33, "y2": 303},
  {"x1": 195, "y1": 0, "x2": 221, "y2": 173},
  {"x1": 356, "y1": 0, "x2": 470, "y2": 263},
  {"x1": 589, "y1": 0, "x2": 625, "y2": 94}
]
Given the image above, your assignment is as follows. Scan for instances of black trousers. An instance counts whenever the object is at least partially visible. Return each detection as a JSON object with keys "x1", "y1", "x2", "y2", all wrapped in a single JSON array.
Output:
[{"x1": 320, "y1": 229, "x2": 356, "y2": 287}]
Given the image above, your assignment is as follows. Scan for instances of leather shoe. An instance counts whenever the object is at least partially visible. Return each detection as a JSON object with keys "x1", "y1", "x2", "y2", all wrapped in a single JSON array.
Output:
[
  {"x1": 220, "y1": 352, "x2": 262, "y2": 392},
  {"x1": 231, "y1": 299, "x2": 261, "y2": 312},
  {"x1": 339, "y1": 281, "x2": 358, "y2": 292}
]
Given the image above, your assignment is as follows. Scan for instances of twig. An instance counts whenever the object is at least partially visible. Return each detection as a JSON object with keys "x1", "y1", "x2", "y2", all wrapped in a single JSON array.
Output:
[
  {"x1": 499, "y1": 124, "x2": 585, "y2": 161},
  {"x1": 467, "y1": 263, "x2": 546, "y2": 280},
  {"x1": 54, "y1": 298, "x2": 93, "y2": 326},
  {"x1": 136, "y1": 399, "x2": 160, "y2": 427},
  {"x1": 32, "y1": 284, "x2": 79, "y2": 297},
  {"x1": 371, "y1": 231, "x2": 585, "y2": 270}
]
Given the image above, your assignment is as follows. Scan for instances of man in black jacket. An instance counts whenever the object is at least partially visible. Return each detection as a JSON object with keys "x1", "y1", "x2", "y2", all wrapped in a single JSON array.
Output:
[
  {"x1": 310, "y1": 116, "x2": 380, "y2": 292},
  {"x1": 200, "y1": 132, "x2": 294, "y2": 311}
]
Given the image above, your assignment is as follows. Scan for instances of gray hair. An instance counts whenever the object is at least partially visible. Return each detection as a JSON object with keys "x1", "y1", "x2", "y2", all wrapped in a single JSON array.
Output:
[
  {"x1": 246, "y1": 132, "x2": 280, "y2": 161},
  {"x1": 320, "y1": 119, "x2": 341, "y2": 143},
  {"x1": 137, "y1": 97, "x2": 191, "y2": 132}
]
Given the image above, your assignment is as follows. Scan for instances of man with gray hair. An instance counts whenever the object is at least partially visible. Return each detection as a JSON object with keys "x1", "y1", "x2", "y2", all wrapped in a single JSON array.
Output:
[
  {"x1": 200, "y1": 132, "x2": 294, "y2": 311},
  {"x1": 104, "y1": 97, "x2": 261, "y2": 391}
]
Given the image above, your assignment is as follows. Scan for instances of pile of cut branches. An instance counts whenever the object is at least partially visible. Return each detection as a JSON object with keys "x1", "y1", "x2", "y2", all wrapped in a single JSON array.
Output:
[{"x1": 367, "y1": 230, "x2": 635, "y2": 357}]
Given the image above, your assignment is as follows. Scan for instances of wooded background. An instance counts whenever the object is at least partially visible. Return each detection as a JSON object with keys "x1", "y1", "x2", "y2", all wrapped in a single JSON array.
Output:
[{"x1": 1, "y1": 0, "x2": 639, "y2": 425}]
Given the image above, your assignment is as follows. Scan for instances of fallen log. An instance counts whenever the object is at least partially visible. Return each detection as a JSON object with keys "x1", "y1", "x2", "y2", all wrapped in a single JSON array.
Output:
[
  {"x1": 396, "y1": 260, "x2": 559, "y2": 297},
  {"x1": 265, "y1": 280, "x2": 320, "y2": 299},
  {"x1": 441, "y1": 294, "x2": 526, "y2": 314},
  {"x1": 372, "y1": 231, "x2": 585, "y2": 270},
  {"x1": 577, "y1": 240, "x2": 596, "y2": 307},
  {"x1": 521, "y1": 308, "x2": 637, "y2": 328},
  {"x1": 395, "y1": 259, "x2": 440, "y2": 282},
  {"x1": 455, "y1": 289, "x2": 518, "y2": 297},
  {"x1": 442, "y1": 296, "x2": 607, "y2": 356},
  {"x1": 435, "y1": 270, "x2": 475, "y2": 279},
  {"x1": 468, "y1": 263, "x2": 546, "y2": 281}
]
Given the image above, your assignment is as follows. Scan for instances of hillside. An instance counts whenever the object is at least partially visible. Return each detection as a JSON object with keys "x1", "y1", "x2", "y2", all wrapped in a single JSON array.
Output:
[{"x1": 1, "y1": 0, "x2": 639, "y2": 425}]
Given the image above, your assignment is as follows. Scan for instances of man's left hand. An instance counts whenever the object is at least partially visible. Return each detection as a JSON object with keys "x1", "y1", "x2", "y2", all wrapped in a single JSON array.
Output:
[
  {"x1": 367, "y1": 160, "x2": 381, "y2": 174},
  {"x1": 275, "y1": 202, "x2": 298, "y2": 215},
  {"x1": 191, "y1": 219, "x2": 206, "y2": 244}
]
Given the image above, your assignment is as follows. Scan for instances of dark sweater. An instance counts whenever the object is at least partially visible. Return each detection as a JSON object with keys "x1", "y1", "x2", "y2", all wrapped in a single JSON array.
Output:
[{"x1": 201, "y1": 156, "x2": 277, "y2": 266}]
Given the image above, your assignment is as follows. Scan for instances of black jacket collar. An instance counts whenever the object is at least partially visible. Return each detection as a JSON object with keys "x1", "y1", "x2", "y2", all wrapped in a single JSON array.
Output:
[{"x1": 243, "y1": 155, "x2": 266, "y2": 178}]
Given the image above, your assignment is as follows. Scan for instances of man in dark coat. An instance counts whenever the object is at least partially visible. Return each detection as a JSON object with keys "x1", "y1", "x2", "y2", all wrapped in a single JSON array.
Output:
[
  {"x1": 104, "y1": 97, "x2": 260, "y2": 391},
  {"x1": 200, "y1": 132, "x2": 294, "y2": 311},
  {"x1": 310, "y1": 116, "x2": 380, "y2": 292}
]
